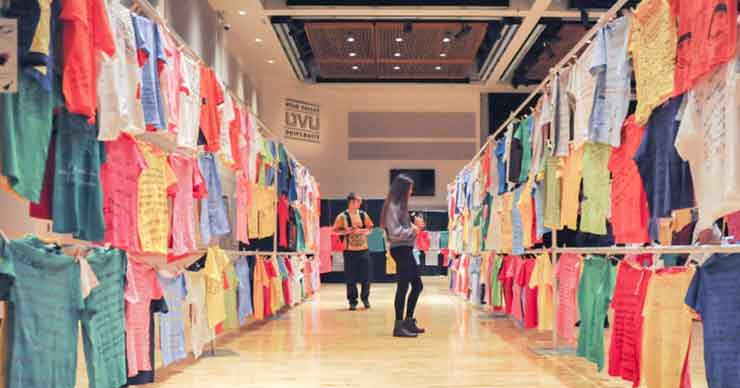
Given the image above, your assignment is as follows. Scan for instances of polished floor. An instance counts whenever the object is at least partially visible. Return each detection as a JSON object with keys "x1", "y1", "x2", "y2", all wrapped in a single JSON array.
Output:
[{"x1": 142, "y1": 277, "x2": 707, "y2": 388}]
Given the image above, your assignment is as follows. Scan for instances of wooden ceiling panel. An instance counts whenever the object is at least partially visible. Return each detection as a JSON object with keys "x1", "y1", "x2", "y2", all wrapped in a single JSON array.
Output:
[
  {"x1": 305, "y1": 22, "x2": 375, "y2": 61},
  {"x1": 316, "y1": 62, "x2": 378, "y2": 78},
  {"x1": 377, "y1": 63, "x2": 470, "y2": 79},
  {"x1": 375, "y1": 22, "x2": 487, "y2": 62}
]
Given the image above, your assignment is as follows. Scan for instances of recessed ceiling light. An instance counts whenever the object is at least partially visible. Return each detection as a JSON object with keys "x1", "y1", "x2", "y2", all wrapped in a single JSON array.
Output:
[
  {"x1": 349, "y1": 52, "x2": 357, "y2": 57},
  {"x1": 352, "y1": 65, "x2": 359, "y2": 70},
  {"x1": 347, "y1": 36, "x2": 355, "y2": 42},
  {"x1": 443, "y1": 37, "x2": 452, "y2": 43},
  {"x1": 395, "y1": 37, "x2": 404, "y2": 42},
  {"x1": 394, "y1": 52, "x2": 401, "y2": 57},
  {"x1": 238, "y1": 10, "x2": 247, "y2": 16},
  {"x1": 267, "y1": 59, "x2": 276, "y2": 64},
  {"x1": 435, "y1": 66, "x2": 442, "y2": 71},
  {"x1": 440, "y1": 53, "x2": 447, "y2": 57},
  {"x1": 255, "y1": 38, "x2": 263, "y2": 43},
  {"x1": 393, "y1": 66, "x2": 401, "y2": 70}
]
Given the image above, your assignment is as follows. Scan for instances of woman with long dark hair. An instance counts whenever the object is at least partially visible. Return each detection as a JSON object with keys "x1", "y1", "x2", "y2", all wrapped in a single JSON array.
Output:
[{"x1": 381, "y1": 174, "x2": 425, "y2": 338}]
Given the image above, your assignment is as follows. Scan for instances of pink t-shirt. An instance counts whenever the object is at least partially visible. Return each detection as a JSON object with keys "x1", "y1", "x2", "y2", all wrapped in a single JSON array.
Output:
[
  {"x1": 555, "y1": 253, "x2": 582, "y2": 342},
  {"x1": 319, "y1": 227, "x2": 333, "y2": 274},
  {"x1": 161, "y1": 33, "x2": 183, "y2": 132},
  {"x1": 101, "y1": 134, "x2": 147, "y2": 251},
  {"x1": 234, "y1": 172, "x2": 251, "y2": 244},
  {"x1": 510, "y1": 256, "x2": 525, "y2": 322},
  {"x1": 728, "y1": 211, "x2": 740, "y2": 243},
  {"x1": 125, "y1": 257, "x2": 164, "y2": 377},
  {"x1": 168, "y1": 155, "x2": 207, "y2": 256}
]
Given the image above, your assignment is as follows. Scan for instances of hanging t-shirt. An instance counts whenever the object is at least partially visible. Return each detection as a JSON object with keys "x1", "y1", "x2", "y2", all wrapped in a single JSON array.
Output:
[
  {"x1": 499, "y1": 256, "x2": 515, "y2": 315},
  {"x1": 0, "y1": 237, "x2": 87, "y2": 388},
  {"x1": 124, "y1": 257, "x2": 164, "y2": 380},
  {"x1": 137, "y1": 141, "x2": 178, "y2": 254},
  {"x1": 101, "y1": 134, "x2": 147, "y2": 251},
  {"x1": 517, "y1": 182, "x2": 534, "y2": 249},
  {"x1": 500, "y1": 192, "x2": 514, "y2": 253},
  {"x1": 97, "y1": 0, "x2": 146, "y2": 140},
  {"x1": 567, "y1": 41, "x2": 598, "y2": 146},
  {"x1": 576, "y1": 255, "x2": 616, "y2": 371},
  {"x1": 183, "y1": 271, "x2": 214, "y2": 359},
  {"x1": 675, "y1": 43, "x2": 740, "y2": 233},
  {"x1": 199, "y1": 154, "x2": 231, "y2": 244},
  {"x1": 555, "y1": 253, "x2": 582, "y2": 343},
  {"x1": 60, "y1": 0, "x2": 115, "y2": 121},
  {"x1": 234, "y1": 257, "x2": 253, "y2": 324},
  {"x1": 199, "y1": 65, "x2": 224, "y2": 152},
  {"x1": 543, "y1": 155, "x2": 563, "y2": 230},
  {"x1": 629, "y1": 0, "x2": 677, "y2": 125},
  {"x1": 589, "y1": 16, "x2": 631, "y2": 147},
  {"x1": 641, "y1": 267, "x2": 695, "y2": 388},
  {"x1": 495, "y1": 137, "x2": 508, "y2": 195},
  {"x1": 608, "y1": 261, "x2": 652, "y2": 388},
  {"x1": 278, "y1": 195, "x2": 290, "y2": 249},
  {"x1": 510, "y1": 256, "x2": 525, "y2": 322},
  {"x1": 161, "y1": 32, "x2": 182, "y2": 133},
  {"x1": 223, "y1": 262, "x2": 240, "y2": 330},
  {"x1": 560, "y1": 145, "x2": 583, "y2": 230},
  {"x1": 218, "y1": 84, "x2": 236, "y2": 166},
  {"x1": 508, "y1": 122, "x2": 523, "y2": 185},
  {"x1": 685, "y1": 253, "x2": 740, "y2": 388},
  {"x1": 673, "y1": 0, "x2": 738, "y2": 96},
  {"x1": 205, "y1": 247, "x2": 230, "y2": 328},
  {"x1": 52, "y1": 109, "x2": 107, "y2": 242},
  {"x1": 519, "y1": 259, "x2": 538, "y2": 329},
  {"x1": 528, "y1": 253, "x2": 553, "y2": 331},
  {"x1": 516, "y1": 116, "x2": 533, "y2": 183},
  {"x1": 552, "y1": 67, "x2": 572, "y2": 157},
  {"x1": 633, "y1": 96, "x2": 695, "y2": 240},
  {"x1": 168, "y1": 155, "x2": 207, "y2": 256},
  {"x1": 131, "y1": 14, "x2": 167, "y2": 130},
  {"x1": 608, "y1": 116, "x2": 649, "y2": 244},
  {"x1": 82, "y1": 248, "x2": 127, "y2": 388},
  {"x1": 534, "y1": 181, "x2": 549, "y2": 240},
  {"x1": 177, "y1": 55, "x2": 202, "y2": 149},
  {"x1": 580, "y1": 143, "x2": 612, "y2": 235},
  {"x1": 489, "y1": 255, "x2": 504, "y2": 311},
  {"x1": 157, "y1": 273, "x2": 187, "y2": 367}
]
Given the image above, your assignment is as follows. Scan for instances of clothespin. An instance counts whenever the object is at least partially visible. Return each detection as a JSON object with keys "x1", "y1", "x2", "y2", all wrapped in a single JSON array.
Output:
[{"x1": 0, "y1": 229, "x2": 8, "y2": 243}]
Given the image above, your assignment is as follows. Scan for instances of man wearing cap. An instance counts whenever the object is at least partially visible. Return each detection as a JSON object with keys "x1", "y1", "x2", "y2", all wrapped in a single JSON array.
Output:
[{"x1": 333, "y1": 193, "x2": 375, "y2": 310}]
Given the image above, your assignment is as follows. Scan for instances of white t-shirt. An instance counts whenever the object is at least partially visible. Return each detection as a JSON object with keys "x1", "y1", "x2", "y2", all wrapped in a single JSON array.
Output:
[
  {"x1": 567, "y1": 42, "x2": 597, "y2": 146},
  {"x1": 97, "y1": 0, "x2": 146, "y2": 141},
  {"x1": 676, "y1": 43, "x2": 740, "y2": 232},
  {"x1": 184, "y1": 271, "x2": 215, "y2": 359},
  {"x1": 218, "y1": 81, "x2": 236, "y2": 165},
  {"x1": 177, "y1": 56, "x2": 201, "y2": 149},
  {"x1": 552, "y1": 67, "x2": 572, "y2": 157}
]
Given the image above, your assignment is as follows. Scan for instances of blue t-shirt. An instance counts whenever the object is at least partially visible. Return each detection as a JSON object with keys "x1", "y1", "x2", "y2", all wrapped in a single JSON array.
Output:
[
  {"x1": 234, "y1": 257, "x2": 253, "y2": 324},
  {"x1": 534, "y1": 181, "x2": 550, "y2": 240},
  {"x1": 157, "y1": 274, "x2": 188, "y2": 367},
  {"x1": 495, "y1": 137, "x2": 508, "y2": 195},
  {"x1": 633, "y1": 96, "x2": 695, "y2": 240},
  {"x1": 685, "y1": 253, "x2": 740, "y2": 388},
  {"x1": 132, "y1": 14, "x2": 167, "y2": 130},
  {"x1": 511, "y1": 186, "x2": 524, "y2": 255},
  {"x1": 199, "y1": 154, "x2": 231, "y2": 244}
]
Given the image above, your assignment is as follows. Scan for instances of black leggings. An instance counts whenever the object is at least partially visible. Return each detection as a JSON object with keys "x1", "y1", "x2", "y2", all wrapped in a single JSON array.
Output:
[{"x1": 390, "y1": 246, "x2": 423, "y2": 321}]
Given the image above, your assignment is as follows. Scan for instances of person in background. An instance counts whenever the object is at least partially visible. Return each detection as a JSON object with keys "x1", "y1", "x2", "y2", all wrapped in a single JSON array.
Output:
[
  {"x1": 333, "y1": 193, "x2": 374, "y2": 311},
  {"x1": 381, "y1": 174, "x2": 426, "y2": 338}
]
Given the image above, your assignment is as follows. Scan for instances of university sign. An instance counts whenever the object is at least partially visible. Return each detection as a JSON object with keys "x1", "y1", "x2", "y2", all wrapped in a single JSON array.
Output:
[{"x1": 285, "y1": 98, "x2": 320, "y2": 143}]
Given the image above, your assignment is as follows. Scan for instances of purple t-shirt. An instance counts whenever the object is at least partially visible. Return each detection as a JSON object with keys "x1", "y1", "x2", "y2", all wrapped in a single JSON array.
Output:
[
  {"x1": 199, "y1": 154, "x2": 231, "y2": 244},
  {"x1": 157, "y1": 273, "x2": 187, "y2": 367},
  {"x1": 132, "y1": 14, "x2": 167, "y2": 130}
]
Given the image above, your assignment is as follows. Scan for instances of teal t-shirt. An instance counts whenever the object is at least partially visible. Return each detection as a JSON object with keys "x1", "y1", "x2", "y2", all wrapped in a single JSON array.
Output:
[
  {"x1": 295, "y1": 209, "x2": 306, "y2": 252},
  {"x1": 0, "y1": 237, "x2": 86, "y2": 388},
  {"x1": 576, "y1": 255, "x2": 616, "y2": 371},
  {"x1": 82, "y1": 248, "x2": 127, "y2": 388},
  {"x1": 367, "y1": 228, "x2": 386, "y2": 253},
  {"x1": 439, "y1": 231, "x2": 449, "y2": 249},
  {"x1": 516, "y1": 116, "x2": 533, "y2": 183},
  {"x1": 52, "y1": 109, "x2": 107, "y2": 242}
]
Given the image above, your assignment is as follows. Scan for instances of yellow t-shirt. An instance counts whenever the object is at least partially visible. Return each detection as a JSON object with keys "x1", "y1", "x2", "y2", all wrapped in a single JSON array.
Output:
[
  {"x1": 500, "y1": 192, "x2": 514, "y2": 253},
  {"x1": 223, "y1": 262, "x2": 239, "y2": 330},
  {"x1": 248, "y1": 184, "x2": 277, "y2": 239},
  {"x1": 528, "y1": 253, "x2": 554, "y2": 331},
  {"x1": 205, "y1": 247, "x2": 230, "y2": 328},
  {"x1": 560, "y1": 145, "x2": 584, "y2": 230},
  {"x1": 641, "y1": 267, "x2": 696, "y2": 388},
  {"x1": 630, "y1": 0, "x2": 677, "y2": 125},
  {"x1": 517, "y1": 181, "x2": 534, "y2": 248},
  {"x1": 31, "y1": 0, "x2": 52, "y2": 75},
  {"x1": 137, "y1": 142, "x2": 177, "y2": 254}
]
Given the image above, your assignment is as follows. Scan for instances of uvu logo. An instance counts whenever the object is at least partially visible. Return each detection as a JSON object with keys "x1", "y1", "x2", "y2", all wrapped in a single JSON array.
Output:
[{"x1": 285, "y1": 110, "x2": 319, "y2": 130}]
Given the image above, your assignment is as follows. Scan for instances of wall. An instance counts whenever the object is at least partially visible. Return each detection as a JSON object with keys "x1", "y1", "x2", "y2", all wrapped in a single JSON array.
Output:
[{"x1": 258, "y1": 79, "x2": 482, "y2": 209}]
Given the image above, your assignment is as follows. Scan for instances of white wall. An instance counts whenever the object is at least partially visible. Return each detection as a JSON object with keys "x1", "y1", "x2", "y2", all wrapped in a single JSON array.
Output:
[{"x1": 258, "y1": 79, "x2": 482, "y2": 209}]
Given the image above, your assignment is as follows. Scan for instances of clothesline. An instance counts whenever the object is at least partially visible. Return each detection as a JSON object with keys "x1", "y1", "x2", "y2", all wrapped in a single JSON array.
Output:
[
  {"x1": 221, "y1": 250, "x2": 316, "y2": 258},
  {"x1": 554, "y1": 244, "x2": 740, "y2": 255}
]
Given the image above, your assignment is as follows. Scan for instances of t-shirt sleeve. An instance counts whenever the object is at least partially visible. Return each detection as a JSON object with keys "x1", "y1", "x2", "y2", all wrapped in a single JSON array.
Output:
[
  {"x1": 155, "y1": 25, "x2": 167, "y2": 64},
  {"x1": 132, "y1": 16, "x2": 150, "y2": 67},
  {"x1": 164, "y1": 161, "x2": 178, "y2": 196},
  {"x1": 93, "y1": 0, "x2": 116, "y2": 58},
  {"x1": 684, "y1": 267, "x2": 703, "y2": 314},
  {"x1": 674, "y1": 95, "x2": 700, "y2": 163},
  {"x1": 193, "y1": 164, "x2": 208, "y2": 199}
]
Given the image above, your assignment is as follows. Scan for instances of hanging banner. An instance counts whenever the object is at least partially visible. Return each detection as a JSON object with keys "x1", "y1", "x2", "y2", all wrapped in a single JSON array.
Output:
[
  {"x1": 285, "y1": 98, "x2": 320, "y2": 143},
  {"x1": 0, "y1": 18, "x2": 17, "y2": 93}
]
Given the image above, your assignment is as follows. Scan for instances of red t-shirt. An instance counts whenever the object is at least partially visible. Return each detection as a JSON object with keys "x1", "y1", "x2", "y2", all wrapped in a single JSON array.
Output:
[
  {"x1": 521, "y1": 259, "x2": 538, "y2": 329},
  {"x1": 483, "y1": 143, "x2": 492, "y2": 191},
  {"x1": 608, "y1": 116, "x2": 650, "y2": 244},
  {"x1": 416, "y1": 231, "x2": 431, "y2": 251},
  {"x1": 29, "y1": 132, "x2": 56, "y2": 220},
  {"x1": 278, "y1": 195, "x2": 290, "y2": 248},
  {"x1": 608, "y1": 262, "x2": 652, "y2": 387},
  {"x1": 61, "y1": 0, "x2": 116, "y2": 121},
  {"x1": 199, "y1": 65, "x2": 224, "y2": 152},
  {"x1": 499, "y1": 255, "x2": 515, "y2": 315},
  {"x1": 673, "y1": 0, "x2": 738, "y2": 95}
]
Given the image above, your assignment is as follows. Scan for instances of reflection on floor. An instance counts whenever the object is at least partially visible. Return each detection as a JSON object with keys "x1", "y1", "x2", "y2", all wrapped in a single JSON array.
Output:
[{"x1": 146, "y1": 277, "x2": 707, "y2": 388}]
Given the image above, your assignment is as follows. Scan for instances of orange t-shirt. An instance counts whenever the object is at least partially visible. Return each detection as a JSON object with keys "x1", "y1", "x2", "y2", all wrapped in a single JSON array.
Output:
[
  {"x1": 60, "y1": 0, "x2": 116, "y2": 122},
  {"x1": 199, "y1": 65, "x2": 224, "y2": 152},
  {"x1": 673, "y1": 0, "x2": 738, "y2": 95}
]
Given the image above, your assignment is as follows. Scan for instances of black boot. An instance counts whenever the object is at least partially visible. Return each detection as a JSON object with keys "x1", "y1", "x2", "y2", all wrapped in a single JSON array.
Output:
[
  {"x1": 362, "y1": 299, "x2": 371, "y2": 309},
  {"x1": 393, "y1": 320, "x2": 417, "y2": 338},
  {"x1": 405, "y1": 318, "x2": 426, "y2": 334}
]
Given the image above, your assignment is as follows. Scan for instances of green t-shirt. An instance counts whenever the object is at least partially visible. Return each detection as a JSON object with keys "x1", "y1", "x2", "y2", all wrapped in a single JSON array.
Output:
[
  {"x1": 576, "y1": 256, "x2": 616, "y2": 371},
  {"x1": 543, "y1": 155, "x2": 562, "y2": 230},
  {"x1": 1, "y1": 71, "x2": 55, "y2": 202},
  {"x1": 295, "y1": 209, "x2": 306, "y2": 252},
  {"x1": 51, "y1": 109, "x2": 107, "y2": 242},
  {"x1": 0, "y1": 237, "x2": 86, "y2": 388},
  {"x1": 580, "y1": 143, "x2": 612, "y2": 235},
  {"x1": 491, "y1": 255, "x2": 504, "y2": 308},
  {"x1": 367, "y1": 228, "x2": 386, "y2": 253},
  {"x1": 516, "y1": 116, "x2": 533, "y2": 183},
  {"x1": 439, "y1": 231, "x2": 449, "y2": 249},
  {"x1": 82, "y1": 248, "x2": 127, "y2": 388},
  {"x1": 223, "y1": 263, "x2": 239, "y2": 330}
]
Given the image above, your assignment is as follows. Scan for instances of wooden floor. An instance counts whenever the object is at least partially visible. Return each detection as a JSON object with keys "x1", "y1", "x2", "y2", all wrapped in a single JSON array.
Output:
[{"x1": 146, "y1": 277, "x2": 708, "y2": 388}]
